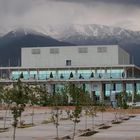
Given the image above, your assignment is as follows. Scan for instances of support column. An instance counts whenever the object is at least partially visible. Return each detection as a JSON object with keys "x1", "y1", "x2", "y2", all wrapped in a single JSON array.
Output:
[
  {"x1": 48, "y1": 84, "x2": 56, "y2": 95},
  {"x1": 89, "y1": 82, "x2": 93, "y2": 98},
  {"x1": 102, "y1": 83, "x2": 106, "y2": 100},
  {"x1": 113, "y1": 83, "x2": 116, "y2": 91},
  {"x1": 82, "y1": 83, "x2": 86, "y2": 92},
  {"x1": 122, "y1": 81, "x2": 126, "y2": 93},
  {"x1": 28, "y1": 69, "x2": 30, "y2": 80},
  {"x1": 132, "y1": 82, "x2": 136, "y2": 103},
  {"x1": 8, "y1": 68, "x2": 11, "y2": 80},
  {"x1": 124, "y1": 67, "x2": 127, "y2": 78},
  {"x1": 37, "y1": 68, "x2": 39, "y2": 80},
  {"x1": 56, "y1": 69, "x2": 58, "y2": 79},
  {"x1": 99, "y1": 82, "x2": 104, "y2": 102}
]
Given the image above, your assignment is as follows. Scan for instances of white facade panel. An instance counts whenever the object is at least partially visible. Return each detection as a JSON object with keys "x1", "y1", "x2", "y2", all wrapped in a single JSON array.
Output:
[
  {"x1": 21, "y1": 45, "x2": 130, "y2": 68},
  {"x1": 118, "y1": 47, "x2": 130, "y2": 65}
]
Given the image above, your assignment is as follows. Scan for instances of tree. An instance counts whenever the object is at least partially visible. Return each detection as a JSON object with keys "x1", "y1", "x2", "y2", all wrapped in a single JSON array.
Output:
[
  {"x1": 69, "y1": 72, "x2": 74, "y2": 79},
  {"x1": 116, "y1": 92, "x2": 128, "y2": 119},
  {"x1": 51, "y1": 106, "x2": 61, "y2": 140},
  {"x1": 90, "y1": 72, "x2": 94, "y2": 78},
  {"x1": 70, "y1": 105, "x2": 82, "y2": 140},
  {"x1": 0, "y1": 86, "x2": 12, "y2": 129},
  {"x1": 50, "y1": 72, "x2": 53, "y2": 78},
  {"x1": 60, "y1": 74, "x2": 64, "y2": 79},
  {"x1": 99, "y1": 101, "x2": 106, "y2": 124},
  {"x1": 27, "y1": 85, "x2": 40, "y2": 125},
  {"x1": 51, "y1": 91, "x2": 63, "y2": 140},
  {"x1": 79, "y1": 74, "x2": 84, "y2": 79},
  {"x1": 82, "y1": 92, "x2": 92, "y2": 130},
  {"x1": 38, "y1": 86, "x2": 49, "y2": 106},
  {"x1": 88, "y1": 106, "x2": 98, "y2": 130},
  {"x1": 9, "y1": 79, "x2": 29, "y2": 140},
  {"x1": 66, "y1": 83, "x2": 85, "y2": 140},
  {"x1": 20, "y1": 72, "x2": 24, "y2": 79}
]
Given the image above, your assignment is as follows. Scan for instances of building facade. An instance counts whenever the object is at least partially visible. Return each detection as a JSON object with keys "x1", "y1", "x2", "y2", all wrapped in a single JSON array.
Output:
[
  {"x1": 0, "y1": 45, "x2": 140, "y2": 101},
  {"x1": 21, "y1": 45, "x2": 130, "y2": 67}
]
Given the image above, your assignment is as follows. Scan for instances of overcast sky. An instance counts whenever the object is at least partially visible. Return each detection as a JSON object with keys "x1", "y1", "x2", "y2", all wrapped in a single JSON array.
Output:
[{"x1": 0, "y1": 0, "x2": 140, "y2": 32}]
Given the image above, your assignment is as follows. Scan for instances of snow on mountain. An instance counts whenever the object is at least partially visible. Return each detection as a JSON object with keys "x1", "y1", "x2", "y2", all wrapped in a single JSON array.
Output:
[
  {"x1": 33, "y1": 24, "x2": 140, "y2": 66},
  {"x1": 1, "y1": 24, "x2": 140, "y2": 66},
  {"x1": 1, "y1": 24, "x2": 140, "y2": 42},
  {"x1": 35, "y1": 24, "x2": 140, "y2": 42}
]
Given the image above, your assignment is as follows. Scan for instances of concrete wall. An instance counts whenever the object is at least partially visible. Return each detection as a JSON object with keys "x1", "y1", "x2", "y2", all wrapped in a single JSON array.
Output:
[
  {"x1": 21, "y1": 45, "x2": 130, "y2": 68},
  {"x1": 118, "y1": 47, "x2": 130, "y2": 65}
]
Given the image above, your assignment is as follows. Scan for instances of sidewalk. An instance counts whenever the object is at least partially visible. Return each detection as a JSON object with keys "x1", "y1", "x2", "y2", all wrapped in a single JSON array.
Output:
[
  {"x1": 0, "y1": 108, "x2": 140, "y2": 140},
  {"x1": 76, "y1": 114, "x2": 140, "y2": 140}
]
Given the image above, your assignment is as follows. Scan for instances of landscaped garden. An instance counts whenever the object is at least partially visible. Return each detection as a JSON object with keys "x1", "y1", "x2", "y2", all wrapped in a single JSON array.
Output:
[{"x1": 0, "y1": 76, "x2": 139, "y2": 140}]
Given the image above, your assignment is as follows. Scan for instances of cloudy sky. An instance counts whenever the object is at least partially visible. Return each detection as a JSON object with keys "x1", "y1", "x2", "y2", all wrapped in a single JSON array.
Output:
[{"x1": 0, "y1": 0, "x2": 140, "y2": 32}]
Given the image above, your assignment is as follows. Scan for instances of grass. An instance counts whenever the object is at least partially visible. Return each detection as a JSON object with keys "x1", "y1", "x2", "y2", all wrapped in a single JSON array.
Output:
[
  {"x1": 0, "y1": 127, "x2": 9, "y2": 133},
  {"x1": 99, "y1": 125, "x2": 112, "y2": 129},
  {"x1": 41, "y1": 119, "x2": 53, "y2": 124},
  {"x1": 112, "y1": 120, "x2": 122, "y2": 124},
  {"x1": 18, "y1": 124, "x2": 35, "y2": 128},
  {"x1": 80, "y1": 130, "x2": 98, "y2": 136}
]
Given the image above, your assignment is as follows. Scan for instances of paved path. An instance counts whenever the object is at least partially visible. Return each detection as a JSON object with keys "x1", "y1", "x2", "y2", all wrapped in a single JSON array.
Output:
[
  {"x1": 75, "y1": 115, "x2": 140, "y2": 140},
  {"x1": 0, "y1": 108, "x2": 140, "y2": 140}
]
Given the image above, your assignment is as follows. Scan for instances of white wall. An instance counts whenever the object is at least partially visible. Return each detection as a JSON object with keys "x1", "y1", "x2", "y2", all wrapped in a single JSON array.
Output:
[
  {"x1": 118, "y1": 47, "x2": 130, "y2": 64},
  {"x1": 21, "y1": 45, "x2": 130, "y2": 68}
]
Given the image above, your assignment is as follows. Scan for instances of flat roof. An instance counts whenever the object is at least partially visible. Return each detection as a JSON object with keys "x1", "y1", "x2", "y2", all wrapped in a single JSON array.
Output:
[{"x1": 0, "y1": 64, "x2": 139, "y2": 71}]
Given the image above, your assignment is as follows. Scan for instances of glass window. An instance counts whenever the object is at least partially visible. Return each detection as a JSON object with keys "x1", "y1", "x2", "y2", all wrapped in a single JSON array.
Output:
[
  {"x1": 107, "y1": 69, "x2": 124, "y2": 78},
  {"x1": 50, "y1": 48, "x2": 59, "y2": 54},
  {"x1": 30, "y1": 71, "x2": 37, "y2": 79},
  {"x1": 11, "y1": 71, "x2": 29, "y2": 80},
  {"x1": 58, "y1": 70, "x2": 75, "y2": 79},
  {"x1": 96, "y1": 69, "x2": 105, "y2": 78},
  {"x1": 97, "y1": 47, "x2": 107, "y2": 53},
  {"x1": 126, "y1": 83, "x2": 133, "y2": 93},
  {"x1": 47, "y1": 71, "x2": 56, "y2": 78},
  {"x1": 32, "y1": 49, "x2": 40, "y2": 54},
  {"x1": 11, "y1": 71, "x2": 20, "y2": 80},
  {"x1": 66, "y1": 60, "x2": 71, "y2": 66},
  {"x1": 38, "y1": 71, "x2": 47, "y2": 80},
  {"x1": 136, "y1": 83, "x2": 140, "y2": 94},
  {"x1": 78, "y1": 47, "x2": 88, "y2": 53},
  {"x1": 77, "y1": 70, "x2": 93, "y2": 79}
]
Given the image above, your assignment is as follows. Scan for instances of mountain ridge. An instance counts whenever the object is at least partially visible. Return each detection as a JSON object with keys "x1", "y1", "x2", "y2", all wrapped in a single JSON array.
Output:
[
  {"x1": 0, "y1": 24, "x2": 140, "y2": 66},
  {"x1": 0, "y1": 28, "x2": 72, "y2": 66}
]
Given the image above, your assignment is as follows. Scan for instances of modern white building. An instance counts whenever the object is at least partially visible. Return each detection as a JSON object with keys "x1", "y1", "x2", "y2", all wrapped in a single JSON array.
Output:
[
  {"x1": 0, "y1": 45, "x2": 140, "y2": 101},
  {"x1": 21, "y1": 45, "x2": 130, "y2": 68}
]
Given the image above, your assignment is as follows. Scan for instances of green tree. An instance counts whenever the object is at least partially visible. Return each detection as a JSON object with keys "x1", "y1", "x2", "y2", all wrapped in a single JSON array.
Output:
[
  {"x1": 65, "y1": 83, "x2": 85, "y2": 140},
  {"x1": 51, "y1": 90, "x2": 64, "y2": 140},
  {"x1": 90, "y1": 72, "x2": 94, "y2": 78},
  {"x1": 38, "y1": 86, "x2": 49, "y2": 106},
  {"x1": 99, "y1": 101, "x2": 106, "y2": 124},
  {"x1": 9, "y1": 79, "x2": 29, "y2": 140},
  {"x1": 88, "y1": 106, "x2": 98, "y2": 130},
  {"x1": 27, "y1": 85, "x2": 41, "y2": 125},
  {"x1": 69, "y1": 72, "x2": 74, "y2": 79},
  {"x1": 20, "y1": 72, "x2": 24, "y2": 79},
  {"x1": 50, "y1": 72, "x2": 53, "y2": 78},
  {"x1": 117, "y1": 92, "x2": 128, "y2": 109},
  {"x1": 70, "y1": 106, "x2": 82, "y2": 140},
  {"x1": 0, "y1": 86, "x2": 12, "y2": 129},
  {"x1": 82, "y1": 92, "x2": 92, "y2": 130}
]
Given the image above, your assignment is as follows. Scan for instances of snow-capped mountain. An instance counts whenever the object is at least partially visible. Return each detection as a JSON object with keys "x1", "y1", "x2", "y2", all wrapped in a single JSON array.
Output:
[
  {"x1": 40, "y1": 24, "x2": 140, "y2": 66},
  {"x1": 0, "y1": 24, "x2": 140, "y2": 66},
  {"x1": 0, "y1": 28, "x2": 72, "y2": 66},
  {"x1": 37, "y1": 24, "x2": 140, "y2": 43}
]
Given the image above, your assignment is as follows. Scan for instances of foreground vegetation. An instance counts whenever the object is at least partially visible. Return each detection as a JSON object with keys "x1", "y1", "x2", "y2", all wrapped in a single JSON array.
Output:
[{"x1": 0, "y1": 76, "x2": 139, "y2": 140}]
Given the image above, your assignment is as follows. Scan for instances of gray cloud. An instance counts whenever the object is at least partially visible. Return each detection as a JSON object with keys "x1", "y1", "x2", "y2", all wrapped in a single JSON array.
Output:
[
  {"x1": 54, "y1": 0, "x2": 140, "y2": 6},
  {"x1": 0, "y1": 0, "x2": 140, "y2": 33},
  {"x1": 0, "y1": 0, "x2": 33, "y2": 16}
]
